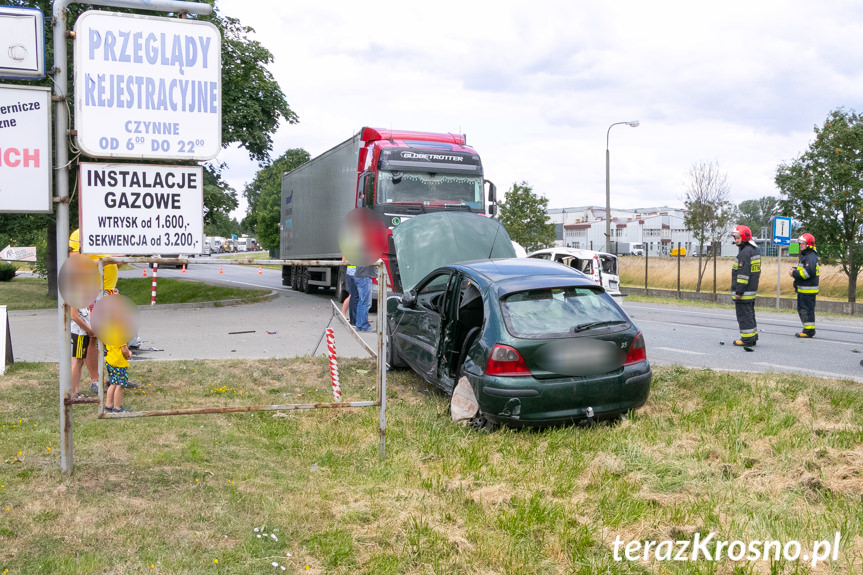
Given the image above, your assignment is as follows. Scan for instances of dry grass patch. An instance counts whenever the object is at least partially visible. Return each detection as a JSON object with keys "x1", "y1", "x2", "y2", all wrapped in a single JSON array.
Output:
[{"x1": 620, "y1": 256, "x2": 861, "y2": 302}]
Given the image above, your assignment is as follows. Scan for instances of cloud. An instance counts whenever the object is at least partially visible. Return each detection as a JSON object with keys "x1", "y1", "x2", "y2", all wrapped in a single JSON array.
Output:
[{"x1": 216, "y1": 0, "x2": 863, "y2": 218}]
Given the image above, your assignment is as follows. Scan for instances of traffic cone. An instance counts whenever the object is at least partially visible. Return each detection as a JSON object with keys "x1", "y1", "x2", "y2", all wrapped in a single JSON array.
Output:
[
  {"x1": 142, "y1": 267, "x2": 148, "y2": 277},
  {"x1": 219, "y1": 265, "x2": 223, "y2": 274},
  {"x1": 181, "y1": 264, "x2": 187, "y2": 273},
  {"x1": 258, "y1": 266, "x2": 262, "y2": 275}
]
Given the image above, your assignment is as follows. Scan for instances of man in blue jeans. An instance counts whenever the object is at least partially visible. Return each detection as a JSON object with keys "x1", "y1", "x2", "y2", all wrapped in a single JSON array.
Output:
[
  {"x1": 354, "y1": 264, "x2": 376, "y2": 331},
  {"x1": 345, "y1": 263, "x2": 358, "y2": 326}
]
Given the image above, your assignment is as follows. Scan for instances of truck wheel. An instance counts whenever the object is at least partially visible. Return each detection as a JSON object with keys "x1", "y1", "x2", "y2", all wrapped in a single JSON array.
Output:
[
  {"x1": 282, "y1": 266, "x2": 291, "y2": 287},
  {"x1": 291, "y1": 267, "x2": 301, "y2": 291},
  {"x1": 302, "y1": 268, "x2": 316, "y2": 294},
  {"x1": 335, "y1": 267, "x2": 347, "y2": 302}
]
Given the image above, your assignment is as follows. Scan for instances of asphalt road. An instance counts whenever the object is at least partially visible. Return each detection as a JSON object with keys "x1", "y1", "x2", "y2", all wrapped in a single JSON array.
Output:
[
  {"x1": 9, "y1": 260, "x2": 863, "y2": 382},
  {"x1": 626, "y1": 300, "x2": 863, "y2": 382},
  {"x1": 130, "y1": 252, "x2": 289, "y2": 293},
  {"x1": 10, "y1": 255, "x2": 379, "y2": 363}
]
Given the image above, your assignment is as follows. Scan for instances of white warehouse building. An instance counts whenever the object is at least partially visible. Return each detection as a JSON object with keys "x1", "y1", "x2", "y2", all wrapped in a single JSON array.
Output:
[{"x1": 546, "y1": 206, "x2": 739, "y2": 257}]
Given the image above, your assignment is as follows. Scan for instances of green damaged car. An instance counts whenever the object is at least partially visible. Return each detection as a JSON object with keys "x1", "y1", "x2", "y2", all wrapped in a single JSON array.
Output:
[{"x1": 386, "y1": 212, "x2": 651, "y2": 427}]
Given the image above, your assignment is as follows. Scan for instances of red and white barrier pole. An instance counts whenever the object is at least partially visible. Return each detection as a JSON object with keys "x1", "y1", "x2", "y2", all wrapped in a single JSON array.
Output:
[
  {"x1": 151, "y1": 262, "x2": 158, "y2": 306},
  {"x1": 326, "y1": 328, "x2": 341, "y2": 401}
]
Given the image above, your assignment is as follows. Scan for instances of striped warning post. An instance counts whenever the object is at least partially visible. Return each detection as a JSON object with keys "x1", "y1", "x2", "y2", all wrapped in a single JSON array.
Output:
[
  {"x1": 150, "y1": 262, "x2": 159, "y2": 306},
  {"x1": 258, "y1": 266, "x2": 262, "y2": 275},
  {"x1": 326, "y1": 328, "x2": 341, "y2": 402}
]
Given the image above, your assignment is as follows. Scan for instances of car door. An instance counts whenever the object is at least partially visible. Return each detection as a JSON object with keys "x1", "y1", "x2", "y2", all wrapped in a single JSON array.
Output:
[{"x1": 394, "y1": 271, "x2": 452, "y2": 386}]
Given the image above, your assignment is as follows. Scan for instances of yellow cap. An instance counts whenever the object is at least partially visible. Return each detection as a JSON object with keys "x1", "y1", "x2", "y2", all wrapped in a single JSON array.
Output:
[{"x1": 69, "y1": 229, "x2": 80, "y2": 251}]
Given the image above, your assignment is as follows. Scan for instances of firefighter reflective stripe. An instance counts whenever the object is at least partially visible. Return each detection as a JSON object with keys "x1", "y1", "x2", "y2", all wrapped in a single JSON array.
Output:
[
  {"x1": 737, "y1": 275, "x2": 749, "y2": 283},
  {"x1": 750, "y1": 257, "x2": 761, "y2": 272},
  {"x1": 803, "y1": 323, "x2": 815, "y2": 329},
  {"x1": 739, "y1": 292, "x2": 757, "y2": 300},
  {"x1": 797, "y1": 265, "x2": 810, "y2": 279},
  {"x1": 740, "y1": 329, "x2": 758, "y2": 338},
  {"x1": 797, "y1": 287, "x2": 819, "y2": 294}
]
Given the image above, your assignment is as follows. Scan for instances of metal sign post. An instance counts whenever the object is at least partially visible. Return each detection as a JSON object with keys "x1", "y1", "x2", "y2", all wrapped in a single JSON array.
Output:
[
  {"x1": 772, "y1": 216, "x2": 792, "y2": 312},
  {"x1": 53, "y1": 0, "x2": 214, "y2": 475}
]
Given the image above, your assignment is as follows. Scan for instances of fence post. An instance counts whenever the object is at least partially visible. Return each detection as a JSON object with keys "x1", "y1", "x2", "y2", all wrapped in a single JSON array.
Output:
[
  {"x1": 644, "y1": 246, "x2": 649, "y2": 293},
  {"x1": 677, "y1": 242, "x2": 681, "y2": 299},
  {"x1": 712, "y1": 241, "x2": 718, "y2": 302}
]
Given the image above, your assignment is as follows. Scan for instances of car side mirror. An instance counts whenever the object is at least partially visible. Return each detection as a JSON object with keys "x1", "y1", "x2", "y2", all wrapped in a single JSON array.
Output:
[{"x1": 400, "y1": 291, "x2": 416, "y2": 307}]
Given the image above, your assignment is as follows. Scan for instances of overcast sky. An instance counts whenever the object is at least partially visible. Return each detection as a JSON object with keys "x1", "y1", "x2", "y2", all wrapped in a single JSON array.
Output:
[{"x1": 215, "y1": 0, "x2": 863, "y2": 220}]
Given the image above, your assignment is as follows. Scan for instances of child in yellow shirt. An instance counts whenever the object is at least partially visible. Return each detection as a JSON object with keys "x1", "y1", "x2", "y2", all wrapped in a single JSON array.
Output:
[{"x1": 105, "y1": 343, "x2": 133, "y2": 412}]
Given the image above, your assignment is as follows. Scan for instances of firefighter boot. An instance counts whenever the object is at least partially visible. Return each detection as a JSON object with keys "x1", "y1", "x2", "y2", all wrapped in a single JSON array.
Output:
[{"x1": 795, "y1": 331, "x2": 815, "y2": 338}]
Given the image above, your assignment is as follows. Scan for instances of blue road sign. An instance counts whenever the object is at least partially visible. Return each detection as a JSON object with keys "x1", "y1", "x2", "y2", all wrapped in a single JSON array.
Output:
[{"x1": 772, "y1": 216, "x2": 792, "y2": 245}]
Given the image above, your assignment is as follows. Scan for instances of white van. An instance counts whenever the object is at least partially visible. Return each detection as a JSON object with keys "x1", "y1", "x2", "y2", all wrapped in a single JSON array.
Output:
[{"x1": 526, "y1": 247, "x2": 622, "y2": 301}]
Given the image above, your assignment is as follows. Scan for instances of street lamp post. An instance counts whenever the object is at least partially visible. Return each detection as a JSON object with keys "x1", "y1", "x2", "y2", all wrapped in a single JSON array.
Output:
[{"x1": 605, "y1": 120, "x2": 640, "y2": 253}]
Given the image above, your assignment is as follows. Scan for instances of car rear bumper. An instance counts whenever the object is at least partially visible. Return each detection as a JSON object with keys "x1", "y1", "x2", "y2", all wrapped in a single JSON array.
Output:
[{"x1": 474, "y1": 362, "x2": 651, "y2": 426}]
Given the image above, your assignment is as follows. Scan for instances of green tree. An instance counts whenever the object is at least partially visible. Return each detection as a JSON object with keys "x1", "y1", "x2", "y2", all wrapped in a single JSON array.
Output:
[
  {"x1": 204, "y1": 213, "x2": 242, "y2": 238},
  {"x1": 4, "y1": 1, "x2": 296, "y2": 295},
  {"x1": 737, "y1": 196, "x2": 779, "y2": 237},
  {"x1": 242, "y1": 149, "x2": 311, "y2": 251},
  {"x1": 776, "y1": 108, "x2": 863, "y2": 303},
  {"x1": 497, "y1": 182, "x2": 556, "y2": 252},
  {"x1": 683, "y1": 161, "x2": 737, "y2": 292}
]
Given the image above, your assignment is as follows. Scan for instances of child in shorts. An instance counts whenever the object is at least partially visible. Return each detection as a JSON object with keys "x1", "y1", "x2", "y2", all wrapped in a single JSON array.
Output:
[
  {"x1": 105, "y1": 343, "x2": 133, "y2": 412},
  {"x1": 70, "y1": 307, "x2": 95, "y2": 400}
]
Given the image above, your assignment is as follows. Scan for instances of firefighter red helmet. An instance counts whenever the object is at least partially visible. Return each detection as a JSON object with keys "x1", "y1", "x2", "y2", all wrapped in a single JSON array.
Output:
[
  {"x1": 798, "y1": 232, "x2": 815, "y2": 247},
  {"x1": 732, "y1": 225, "x2": 752, "y2": 243}
]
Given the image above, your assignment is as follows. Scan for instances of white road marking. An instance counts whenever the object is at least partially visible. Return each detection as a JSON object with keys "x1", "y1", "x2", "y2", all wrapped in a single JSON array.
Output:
[
  {"x1": 654, "y1": 347, "x2": 707, "y2": 356},
  {"x1": 753, "y1": 362, "x2": 859, "y2": 381}
]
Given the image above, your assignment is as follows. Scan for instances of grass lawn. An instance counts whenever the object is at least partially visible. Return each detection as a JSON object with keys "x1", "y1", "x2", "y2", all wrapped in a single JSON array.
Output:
[
  {"x1": 0, "y1": 277, "x2": 270, "y2": 310},
  {"x1": 0, "y1": 278, "x2": 57, "y2": 310},
  {"x1": 1, "y1": 360, "x2": 862, "y2": 574},
  {"x1": 116, "y1": 277, "x2": 270, "y2": 306}
]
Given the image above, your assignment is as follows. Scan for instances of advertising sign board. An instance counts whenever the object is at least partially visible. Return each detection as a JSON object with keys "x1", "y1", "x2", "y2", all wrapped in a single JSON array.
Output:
[
  {"x1": 74, "y1": 11, "x2": 221, "y2": 160},
  {"x1": 0, "y1": 6, "x2": 45, "y2": 79},
  {"x1": 79, "y1": 163, "x2": 204, "y2": 255},
  {"x1": 0, "y1": 84, "x2": 51, "y2": 212}
]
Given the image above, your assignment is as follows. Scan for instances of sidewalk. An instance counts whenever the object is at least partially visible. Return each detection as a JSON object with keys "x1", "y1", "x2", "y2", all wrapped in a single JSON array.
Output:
[{"x1": 7, "y1": 291, "x2": 379, "y2": 363}]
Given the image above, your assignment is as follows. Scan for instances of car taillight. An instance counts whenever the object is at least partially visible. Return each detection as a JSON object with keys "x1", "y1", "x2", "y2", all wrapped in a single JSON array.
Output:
[
  {"x1": 485, "y1": 344, "x2": 532, "y2": 376},
  {"x1": 624, "y1": 332, "x2": 647, "y2": 365}
]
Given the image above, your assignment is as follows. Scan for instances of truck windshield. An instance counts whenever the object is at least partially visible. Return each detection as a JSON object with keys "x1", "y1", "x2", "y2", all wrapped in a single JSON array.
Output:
[{"x1": 377, "y1": 171, "x2": 483, "y2": 210}]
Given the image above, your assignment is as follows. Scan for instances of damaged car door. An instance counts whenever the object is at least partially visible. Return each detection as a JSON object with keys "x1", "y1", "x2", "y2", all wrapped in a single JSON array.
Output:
[{"x1": 393, "y1": 271, "x2": 453, "y2": 388}]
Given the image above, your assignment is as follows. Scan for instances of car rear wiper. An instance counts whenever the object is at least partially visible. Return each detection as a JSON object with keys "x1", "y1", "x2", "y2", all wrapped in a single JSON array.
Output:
[{"x1": 571, "y1": 320, "x2": 627, "y2": 333}]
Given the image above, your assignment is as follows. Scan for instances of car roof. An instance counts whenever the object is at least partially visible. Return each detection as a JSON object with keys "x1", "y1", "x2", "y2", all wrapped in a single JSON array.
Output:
[
  {"x1": 528, "y1": 247, "x2": 616, "y2": 259},
  {"x1": 453, "y1": 258, "x2": 601, "y2": 293}
]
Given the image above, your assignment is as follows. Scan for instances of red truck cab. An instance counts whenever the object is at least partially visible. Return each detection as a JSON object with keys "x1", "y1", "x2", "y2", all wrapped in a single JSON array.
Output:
[{"x1": 353, "y1": 128, "x2": 497, "y2": 291}]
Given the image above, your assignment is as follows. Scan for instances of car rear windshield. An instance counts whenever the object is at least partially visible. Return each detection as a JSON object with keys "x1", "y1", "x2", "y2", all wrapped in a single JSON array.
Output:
[{"x1": 500, "y1": 286, "x2": 629, "y2": 338}]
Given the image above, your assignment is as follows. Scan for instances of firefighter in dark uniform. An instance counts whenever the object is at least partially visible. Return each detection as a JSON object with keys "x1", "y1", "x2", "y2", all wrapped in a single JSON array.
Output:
[
  {"x1": 731, "y1": 225, "x2": 761, "y2": 347},
  {"x1": 789, "y1": 232, "x2": 819, "y2": 338}
]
